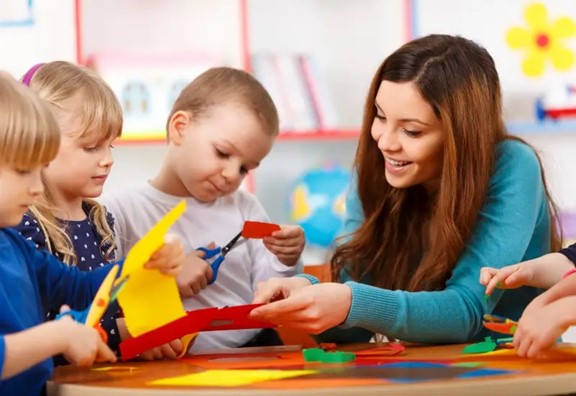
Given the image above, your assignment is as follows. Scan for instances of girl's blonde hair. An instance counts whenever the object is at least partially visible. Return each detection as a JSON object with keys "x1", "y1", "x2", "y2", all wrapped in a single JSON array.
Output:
[
  {"x1": 0, "y1": 75, "x2": 60, "y2": 169},
  {"x1": 23, "y1": 61, "x2": 123, "y2": 265}
]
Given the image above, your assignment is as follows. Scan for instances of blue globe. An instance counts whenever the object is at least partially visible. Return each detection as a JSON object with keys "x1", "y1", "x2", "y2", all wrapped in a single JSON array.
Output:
[{"x1": 289, "y1": 165, "x2": 351, "y2": 248}]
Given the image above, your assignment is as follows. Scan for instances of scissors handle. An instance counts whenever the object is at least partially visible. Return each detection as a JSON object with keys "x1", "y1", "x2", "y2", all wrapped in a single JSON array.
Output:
[
  {"x1": 197, "y1": 246, "x2": 222, "y2": 259},
  {"x1": 55, "y1": 307, "x2": 108, "y2": 342},
  {"x1": 55, "y1": 306, "x2": 89, "y2": 324},
  {"x1": 196, "y1": 246, "x2": 224, "y2": 284}
]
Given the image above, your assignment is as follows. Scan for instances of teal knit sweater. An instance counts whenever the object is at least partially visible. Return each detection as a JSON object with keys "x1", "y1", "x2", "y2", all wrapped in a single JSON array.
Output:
[{"x1": 303, "y1": 140, "x2": 551, "y2": 344}]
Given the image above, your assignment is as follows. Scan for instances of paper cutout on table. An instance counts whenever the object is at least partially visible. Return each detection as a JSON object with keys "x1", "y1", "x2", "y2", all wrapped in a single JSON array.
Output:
[
  {"x1": 373, "y1": 362, "x2": 514, "y2": 383},
  {"x1": 355, "y1": 343, "x2": 405, "y2": 357},
  {"x1": 463, "y1": 336, "x2": 515, "y2": 355},
  {"x1": 242, "y1": 221, "x2": 281, "y2": 238},
  {"x1": 302, "y1": 348, "x2": 355, "y2": 363},
  {"x1": 92, "y1": 366, "x2": 137, "y2": 372},
  {"x1": 463, "y1": 337, "x2": 497, "y2": 354},
  {"x1": 194, "y1": 344, "x2": 302, "y2": 356},
  {"x1": 150, "y1": 369, "x2": 316, "y2": 387},
  {"x1": 118, "y1": 200, "x2": 187, "y2": 337},
  {"x1": 120, "y1": 304, "x2": 274, "y2": 361},
  {"x1": 482, "y1": 314, "x2": 517, "y2": 335}
]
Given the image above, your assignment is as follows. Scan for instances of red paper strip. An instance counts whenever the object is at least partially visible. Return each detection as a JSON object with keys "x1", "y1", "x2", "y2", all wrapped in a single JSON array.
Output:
[
  {"x1": 119, "y1": 304, "x2": 273, "y2": 361},
  {"x1": 242, "y1": 221, "x2": 281, "y2": 238},
  {"x1": 355, "y1": 343, "x2": 405, "y2": 357}
]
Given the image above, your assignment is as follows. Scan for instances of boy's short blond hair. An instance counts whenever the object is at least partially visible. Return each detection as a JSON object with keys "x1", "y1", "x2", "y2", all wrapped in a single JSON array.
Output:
[
  {"x1": 167, "y1": 67, "x2": 279, "y2": 137},
  {"x1": 26, "y1": 61, "x2": 122, "y2": 142},
  {"x1": 0, "y1": 75, "x2": 60, "y2": 168}
]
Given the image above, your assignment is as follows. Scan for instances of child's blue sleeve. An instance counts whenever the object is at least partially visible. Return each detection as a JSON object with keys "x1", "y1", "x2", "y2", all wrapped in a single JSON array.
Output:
[
  {"x1": 0, "y1": 335, "x2": 5, "y2": 378},
  {"x1": 20, "y1": 235, "x2": 112, "y2": 312}
]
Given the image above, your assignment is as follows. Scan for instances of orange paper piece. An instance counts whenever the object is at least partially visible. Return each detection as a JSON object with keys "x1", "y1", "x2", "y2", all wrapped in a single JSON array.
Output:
[
  {"x1": 242, "y1": 221, "x2": 281, "y2": 238},
  {"x1": 118, "y1": 201, "x2": 187, "y2": 337},
  {"x1": 150, "y1": 369, "x2": 316, "y2": 387}
]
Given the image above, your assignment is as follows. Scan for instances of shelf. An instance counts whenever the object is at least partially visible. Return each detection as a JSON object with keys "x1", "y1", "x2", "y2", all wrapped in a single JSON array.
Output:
[
  {"x1": 278, "y1": 129, "x2": 360, "y2": 141},
  {"x1": 114, "y1": 120, "x2": 576, "y2": 146}
]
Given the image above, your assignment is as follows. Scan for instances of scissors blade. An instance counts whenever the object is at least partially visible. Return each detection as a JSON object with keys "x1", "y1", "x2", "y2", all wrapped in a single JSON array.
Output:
[
  {"x1": 110, "y1": 275, "x2": 129, "y2": 302},
  {"x1": 221, "y1": 232, "x2": 242, "y2": 256}
]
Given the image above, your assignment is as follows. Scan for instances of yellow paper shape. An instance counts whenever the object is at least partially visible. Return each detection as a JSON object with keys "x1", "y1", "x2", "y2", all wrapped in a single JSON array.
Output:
[
  {"x1": 176, "y1": 333, "x2": 199, "y2": 358},
  {"x1": 150, "y1": 369, "x2": 317, "y2": 387},
  {"x1": 118, "y1": 201, "x2": 187, "y2": 337},
  {"x1": 85, "y1": 264, "x2": 119, "y2": 327}
]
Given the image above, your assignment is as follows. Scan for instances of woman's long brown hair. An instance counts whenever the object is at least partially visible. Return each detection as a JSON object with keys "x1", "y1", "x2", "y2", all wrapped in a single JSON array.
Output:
[{"x1": 331, "y1": 34, "x2": 561, "y2": 291}]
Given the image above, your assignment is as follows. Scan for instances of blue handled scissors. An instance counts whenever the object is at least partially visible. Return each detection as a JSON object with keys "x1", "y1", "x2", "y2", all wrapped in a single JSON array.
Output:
[
  {"x1": 197, "y1": 231, "x2": 243, "y2": 284},
  {"x1": 55, "y1": 270, "x2": 129, "y2": 342}
]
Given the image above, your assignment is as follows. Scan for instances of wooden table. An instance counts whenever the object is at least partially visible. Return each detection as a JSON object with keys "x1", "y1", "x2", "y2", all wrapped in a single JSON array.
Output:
[{"x1": 47, "y1": 343, "x2": 576, "y2": 396}]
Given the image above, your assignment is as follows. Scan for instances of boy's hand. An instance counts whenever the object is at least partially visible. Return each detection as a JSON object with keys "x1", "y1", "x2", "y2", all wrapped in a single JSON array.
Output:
[
  {"x1": 138, "y1": 339, "x2": 184, "y2": 360},
  {"x1": 176, "y1": 250, "x2": 213, "y2": 298},
  {"x1": 480, "y1": 264, "x2": 535, "y2": 296},
  {"x1": 144, "y1": 233, "x2": 184, "y2": 276},
  {"x1": 57, "y1": 306, "x2": 116, "y2": 367},
  {"x1": 263, "y1": 225, "x2": 305, "y2": 266}
]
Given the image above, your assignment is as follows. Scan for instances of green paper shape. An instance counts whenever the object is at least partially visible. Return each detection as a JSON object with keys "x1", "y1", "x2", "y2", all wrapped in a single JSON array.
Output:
[
  {"x1": 462, "y1": 337, "x2": 497, "y2": 354},
  {"x1": 320, "y1": 351, "x2": 356, "y2": 363},
  {"x1": 302, "y1": 348, "x2": 356, "y2": 363},
  {"x1": 452, "y1": 362, "x2": 484, "y2": 367},
  {"x1": 302, "y1": 348, "x2": 325, "y2": 362}
]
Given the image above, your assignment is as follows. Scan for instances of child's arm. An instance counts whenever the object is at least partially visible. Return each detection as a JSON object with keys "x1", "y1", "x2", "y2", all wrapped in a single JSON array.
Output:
[
  {"x1": 2, "y1": 315, "x2": 116, "y2": 380},
  {"x1": 480, "y1": 252, "x2": 575, "y2": 294},
  {"x1": 513, "y1": 295, "x2": 576, "y2": 358},
  {"x1": 530, "y1": 267, "x2": 576, "y2": 307}
]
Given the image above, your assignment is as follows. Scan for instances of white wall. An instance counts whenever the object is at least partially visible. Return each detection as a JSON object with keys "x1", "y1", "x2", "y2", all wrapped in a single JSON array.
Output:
[{"x1": 1, "y1": 0, "x2": 76, "y2": 77}]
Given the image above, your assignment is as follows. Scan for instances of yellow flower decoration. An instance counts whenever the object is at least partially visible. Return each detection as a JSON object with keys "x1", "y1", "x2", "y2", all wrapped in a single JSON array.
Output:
[{"x1": 506, "y1": 3, "x2": 576, "y2": 77}]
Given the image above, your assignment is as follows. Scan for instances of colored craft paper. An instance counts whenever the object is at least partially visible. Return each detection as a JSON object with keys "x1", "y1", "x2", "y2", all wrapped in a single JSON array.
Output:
[
  {"x1": 150, "y1": 369, "x2": 316, "y2": 387},
  {"x1": 118, "y1": 201, "x2": 187, "y2": 337},
  {"x1": 120, "y1": 304, "x2": 273, "y2": 361},
  {"x1": 176, "y1": 333, "x2": 199, "y2": 358},
  {"x1": 463, "y1": 337, "x2": 497, "y2": 354},
  {"x1": 85, "y1": 264, "x2": 119, "y2": 327},
  {"x1": 242, "y1": 221, "x2": 281, "y2": 238},
  {"x1": 355, "y1": 344, "x2": 405, "y2": 357},
  {"x1": 92, "y1": 366, "x2": 137, "y2": 372}
]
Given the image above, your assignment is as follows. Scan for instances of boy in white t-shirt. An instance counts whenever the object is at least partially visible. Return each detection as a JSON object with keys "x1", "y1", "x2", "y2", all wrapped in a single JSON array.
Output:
[{"x1": 102, "y1": 67, "x2": 305, "y2": 353}]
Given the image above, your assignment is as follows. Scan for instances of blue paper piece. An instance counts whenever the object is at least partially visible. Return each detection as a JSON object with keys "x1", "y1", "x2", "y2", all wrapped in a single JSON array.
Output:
[{"x1": 458, "y1": 368, "x2": 517, "y2": 379}]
